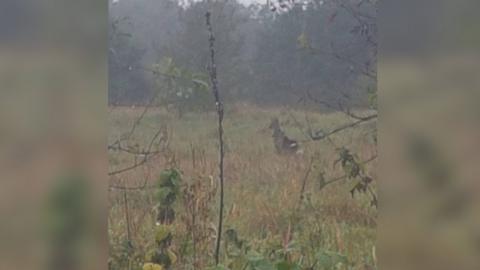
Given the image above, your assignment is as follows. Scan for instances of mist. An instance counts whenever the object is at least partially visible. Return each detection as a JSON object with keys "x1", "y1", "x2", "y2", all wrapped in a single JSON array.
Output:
[{"x1": 109, "y1": 0, "x2": 376, "y2": 110}]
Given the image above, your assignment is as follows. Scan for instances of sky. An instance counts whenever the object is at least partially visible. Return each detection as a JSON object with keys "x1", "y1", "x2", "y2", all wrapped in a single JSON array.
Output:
[
  {"x1": 239, "y1": 0, "x2": 267, "y2": 4},
  {"x1": 113, "y1": 0, "x2": 268, "y2": 6}
]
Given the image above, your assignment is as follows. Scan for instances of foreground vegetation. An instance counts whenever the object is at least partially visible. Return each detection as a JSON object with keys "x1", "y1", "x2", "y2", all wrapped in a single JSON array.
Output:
[{"x1": 108, "y1": 104, "x2": 377, "y2": 270}]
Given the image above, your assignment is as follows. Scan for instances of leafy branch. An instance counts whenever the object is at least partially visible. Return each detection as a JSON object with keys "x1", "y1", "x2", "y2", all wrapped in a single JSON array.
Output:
[{"x1": 318, "y1": 150, "x2": 377, "y2": 207}]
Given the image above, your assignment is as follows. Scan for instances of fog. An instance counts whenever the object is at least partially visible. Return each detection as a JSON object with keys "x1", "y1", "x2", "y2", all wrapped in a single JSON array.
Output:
[{"x1": 109, "y1": 0, "x2": 376, "y2": 110}]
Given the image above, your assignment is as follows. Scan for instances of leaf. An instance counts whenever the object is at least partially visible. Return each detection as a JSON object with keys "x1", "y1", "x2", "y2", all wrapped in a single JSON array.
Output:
[
  {"x1": 167, "y1": 249, "x2": 177, "y2": 264},
  {"x1": 155, "y1": 187, "x2": 176, "y2": 205},
  {"x1": 158, "y1": 171, "x2": 174, "y2": 187},
  {"x1": 276, "y1": 261, "x2": 290, "y2": 270},
  {"x1": 246, "y1": 251, "x2": 264, "y2": 262},
  {"x1": 158, "y1": 169, "x2": 181, "y2": 196},
  {"x1": 297, "y1": 32, "x2": 310, "y2": 50},
  {"x1": 145, "y1": 249, "x2": 155, "y2": 262},
  {"x1": 207, "y1": 264, "x2": 230, "y2": 270},
  {"x1": 155, "y1": 225, "x2": 172, "y2": 244},
  {"x1": 192, "y1": 78, "x2": 209, "y2": 89},
  {"x1": 317, "y1": 171, "x2": 327, "y2": 190},
  {"x1": 143, "y1": 263, "x2": 163, "y2": 270},
  {"x1": 251, "y1": 259, "x2": 276, "y2": 270},
  {"x1": 246, "y1": 251, "x2": 276, "y2": 270},
  {"x1": 316, "y1": 250, "x2": 348, "y2": 269},
  {"x1": 350, "y1": 181, "x2": 366, "y2": 197},
  {"x1": 276, "y1": 260, "x2": 300, "y2": 270}
]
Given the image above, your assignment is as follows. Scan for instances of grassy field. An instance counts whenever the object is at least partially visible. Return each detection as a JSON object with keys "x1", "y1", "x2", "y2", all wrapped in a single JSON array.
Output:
[{"x1": 108, "y1": 103, "x2": 377, "y2": 270}]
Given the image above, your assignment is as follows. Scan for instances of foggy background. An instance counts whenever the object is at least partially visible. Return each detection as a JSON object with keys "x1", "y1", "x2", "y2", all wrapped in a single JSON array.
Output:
[{"x1": 108, "y1": 0, "x2": 376, "y2": 110}]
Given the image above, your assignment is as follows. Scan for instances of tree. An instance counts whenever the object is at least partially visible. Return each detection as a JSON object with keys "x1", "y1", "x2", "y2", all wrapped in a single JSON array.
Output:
[
  {"x1": 152, "y1": 57, "x2": 212, "y2": 117},
  {"x1": 168, "y1": 0, "x2": 251, "y2": 102},
  {"x1": 108, "y1": 14, "x2": 148, "y2": 105},
  {"x1": 109, "y1": 0, "x2": 183, "y2": 105}
]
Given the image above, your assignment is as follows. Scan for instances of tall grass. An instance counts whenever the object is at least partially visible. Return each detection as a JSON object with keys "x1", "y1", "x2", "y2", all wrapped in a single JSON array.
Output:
[{"x1": 108, "y1": 104, "x2": 376, "y2": 270}]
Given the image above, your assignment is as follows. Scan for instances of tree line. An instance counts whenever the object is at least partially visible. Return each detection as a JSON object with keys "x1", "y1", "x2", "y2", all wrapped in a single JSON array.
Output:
[{"x1": 109, "y1": 0, "x2": 376, "y2": 112}]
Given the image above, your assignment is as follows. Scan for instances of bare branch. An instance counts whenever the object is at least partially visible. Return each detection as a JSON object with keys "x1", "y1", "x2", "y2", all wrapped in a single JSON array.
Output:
[
  {"x1": 337, "y1": 101, "x2": 373, "y2": 121},
  {"x1": 206, "y1": 11, "x2": 226, "y2": 266},
  {"x1": 109, "y1": 180, "x2": 155, "y2": 191},
  {"x1": 309, "y1": 113, "x2": 377, "y2": 141},
  {"x1": 123, "y1": 184, "x2": 132, "y2": 249},
  {"x1": 108, "y1": 127, "x2": 165, "y2": 176},
  {"x1": 329, "y1": 42, "x2": 376, "y2": 80},
  {"x1": 297, "y1": 157, "x2": 314, "y2": 208},
  {"x1": 286, "y1": 109, "x2": 311, "y2": 141},
  {"x1": 305, "y1": 90, "x2": 373, "y2": 121},
  {"x1": 124, "y1": 94, "x2": 157, "y2": 141}
]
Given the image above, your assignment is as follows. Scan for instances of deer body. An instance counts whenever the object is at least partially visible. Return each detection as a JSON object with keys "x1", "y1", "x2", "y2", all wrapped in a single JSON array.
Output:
[{"x1": 269, "y1": 118, "x2": 299, "y2": 154}]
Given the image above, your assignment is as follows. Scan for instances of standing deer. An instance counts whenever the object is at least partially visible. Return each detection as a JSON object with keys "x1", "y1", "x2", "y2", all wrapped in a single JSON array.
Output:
[{"x1": 269, "y1": 117, "x2": 300, "y2": 154}]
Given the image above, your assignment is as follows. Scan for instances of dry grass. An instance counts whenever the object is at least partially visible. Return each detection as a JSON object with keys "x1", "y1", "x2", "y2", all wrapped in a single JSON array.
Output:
[{"x1": 108, "y1": 103, "x2": 377, "y2": 269}]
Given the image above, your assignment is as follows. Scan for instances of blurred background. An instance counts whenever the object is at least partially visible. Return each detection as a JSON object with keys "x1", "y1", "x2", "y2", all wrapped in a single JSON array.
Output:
[
  {"x1": 0, "y1": 0, "x2": 478, "y2": 269},
  {"x1": 0, "y1": 0, "x2": 107, "y2": 269},
  {"x1": 379, "y1": 0, "x2": 480, "y2": 269}
]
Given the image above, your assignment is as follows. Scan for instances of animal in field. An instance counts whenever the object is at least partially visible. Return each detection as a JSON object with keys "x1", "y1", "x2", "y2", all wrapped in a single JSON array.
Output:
[{"x1": 269, "y1": 117, "x2": 300, "y2": 154}]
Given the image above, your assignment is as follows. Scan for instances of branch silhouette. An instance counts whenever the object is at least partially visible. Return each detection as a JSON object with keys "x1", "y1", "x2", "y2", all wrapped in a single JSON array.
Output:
[{"x1": 206, "y1": 11, "x2": 226, "y2": 266}]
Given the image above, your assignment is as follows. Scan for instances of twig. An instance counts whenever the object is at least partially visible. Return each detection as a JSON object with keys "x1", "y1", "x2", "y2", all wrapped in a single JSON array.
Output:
[
  {"x1": 305, "y1": 90, "x2": 373, "y2": 121},
  {"x1": 297, "y1": 157, "x2": 314, "y2": 209},
  {"x1": 123, "y1": 183, "x2": 133, "y2": 268},
  {"x1": 108, "y1": 127, "x2": 164, "y2": 176},
  {"x1": 286, "y1": 109, "x2": 311, "y2": 141},
  {"x1": 321, "y1": 154, "x2": 377, "y2": 188},
  {"x1": 330, "y1": 42, "x2": 376, "y2": 80},
  {"x1": 109, "y1": 183, "x2": 155, "y2": 190},
  {"x1": 109, "y1": 174, "x2": 155, "y2": 190},
  {"x1": 301, "y1": 108, "x2": 338, "y2": 148},
  {"x1": 309, "y1": 114, "x2": 377, "y2": 141},
  {"x1": 125, "y1": 94, "x2": 157, "y2": 141},
  {"x1": 191, "y1": 142, "x2": 196, "y2": 169},
  {"x1": 107, "y1": 90, "x2": 157, "y2": 151},
  {"x1": 108, "y1": 91, "x2": 168, "y2": 176},
  {"x1": 136, "y1": 65, "x2": 181, "y2": 80},
  {"x1": 206, "y1": 11, "x2": 226, "y2": 266},
  {"x1": 121, "y1": 95, "x2": 157, "y2": 140},
  {"x1": 108, "y1": 143, "x2": 162, "y2": 156},
  {"x1": 337, "y1": 101, "x2": 373, "y2": 121}
]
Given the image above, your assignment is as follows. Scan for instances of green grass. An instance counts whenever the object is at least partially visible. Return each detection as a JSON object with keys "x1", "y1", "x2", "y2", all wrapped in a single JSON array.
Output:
[{"x1": 108, "y1": 104, "x2": 377, "y2": 270}]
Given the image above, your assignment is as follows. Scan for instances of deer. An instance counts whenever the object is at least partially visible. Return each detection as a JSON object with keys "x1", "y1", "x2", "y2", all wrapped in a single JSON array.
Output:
[{"x1": 269, "y1": 117, "x2": 301, "y2": 155}]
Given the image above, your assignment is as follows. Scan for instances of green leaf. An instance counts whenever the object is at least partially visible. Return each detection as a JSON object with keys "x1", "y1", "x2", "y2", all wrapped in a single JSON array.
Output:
[
  {"x1": 246, "y1": 251, "x2": 264, "y2": 262},
  {"x1": 276, "y1": 260, "x2": 300, "y2": 270},
  {"x1": 251, "y1": 259, "x2": 275, "y2": 270},
  {"x1": 155, "y1": 225, "x2": 172, "y2": 244},
  {"x1": 245, "y1": 251, "x2": 276, "y2": 270},
  {"x1": 207, "y1": 264, "x2": 230, "y2": 270},
  {"x1": 297, "y1": 32, "x2": 310, "y2": 49},
  {"x1": 316, "y1": 250, "x2": 348, "y2": 269},
  {"x1": 155, "y1": 187, "x2": 176, "y2": 205},
  {"x1": 158, "y1": 169, "x2": 181, "y2": 189},
  {"x1": 143, "y1": 263, "x2": 163, "y2": 270}
]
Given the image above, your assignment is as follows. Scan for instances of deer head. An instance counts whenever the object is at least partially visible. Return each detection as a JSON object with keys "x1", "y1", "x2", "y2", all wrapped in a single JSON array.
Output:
[
  {"x1": 269, "y1": 117, "x2": 280, "y2": 131},
  {"x1": 269, "y1": 117, "x2": 286, "y2": 140}
]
